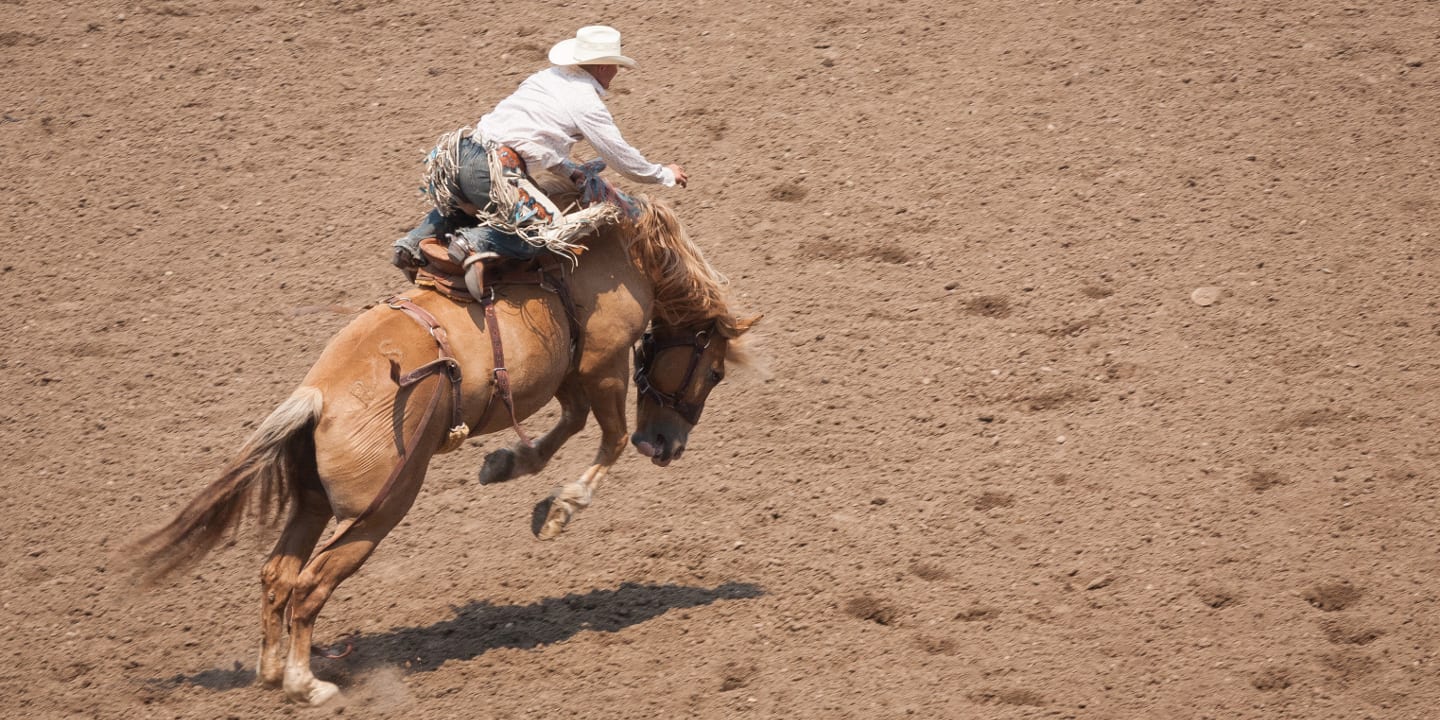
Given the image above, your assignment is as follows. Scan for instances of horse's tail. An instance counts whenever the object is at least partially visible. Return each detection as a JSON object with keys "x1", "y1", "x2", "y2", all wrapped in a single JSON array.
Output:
[{"x1": 129, "y1": 386, "x2": 324, "y2": 584}]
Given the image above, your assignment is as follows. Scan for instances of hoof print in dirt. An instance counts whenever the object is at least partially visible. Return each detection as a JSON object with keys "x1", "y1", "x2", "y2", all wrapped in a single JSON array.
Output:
[
  {"x1": 1245, "y1": 469, "x2": 1287, "y2": 493},
  {"x1": 863, "y1": 244, "x2": 913, "y2": 264},
  {"x1": 844, "y1": 594, "x2": 900, "y2": 626},
  {"x1": 795, "y1": 235, "x2": 853, "y2": 261},
  {"x1": 909, "y1": 561, "x2": 950, "y2": 581},
  {"x1": 955, "y1": 606, "x2": 1000, "y2": 622},
  {"x1": 1197, "y1": 586, "x2": 1239, "y2": 609},
  {"x1": 718, "y1": 661, "x2": 758, "y2": 692},
  {"x1": 964, "y1": 295, "x2": 1012, "y2": 319},
  {"x1": 1303, "y1": 582, "x2": 1362, "y2": 612},
  {"x1": 1321, "y1": 618, "x2": 1385, "y2": 646},
  {"x1": 914, "y1": 635, "x2": 958, "y2": 656},
  {"x1": 1321, "y1": 650, "x2": 1379, "y2": 684},
  {"x1": 1251, "y1": 668, "x2": 1292, "y2": 692},
  {"x1": 973, "y1": 491, "x2": 1014, "y2": 511},
  {"x1": 768, "y1": 181, "x2": 807, "y2": 202}
]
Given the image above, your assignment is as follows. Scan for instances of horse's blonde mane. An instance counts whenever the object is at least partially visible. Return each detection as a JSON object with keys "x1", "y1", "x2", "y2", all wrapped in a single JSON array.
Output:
[
  {"x1": 532, "y1": 177, "x2": 749, "y2": 341},
  {"x1": 626, "y1": 198, "x2": 744, "y2": 335}
]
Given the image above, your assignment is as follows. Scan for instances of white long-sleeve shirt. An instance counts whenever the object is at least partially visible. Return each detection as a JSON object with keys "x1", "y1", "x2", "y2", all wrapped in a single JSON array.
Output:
[{"x1": 477, "y1": 65, "x2": 676, "y2": 187}]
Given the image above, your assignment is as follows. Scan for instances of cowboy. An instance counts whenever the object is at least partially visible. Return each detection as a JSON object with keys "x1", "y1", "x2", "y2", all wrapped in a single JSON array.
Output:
[{"x1": 393, "y1": 25, "x2": 687, "y2": 270}]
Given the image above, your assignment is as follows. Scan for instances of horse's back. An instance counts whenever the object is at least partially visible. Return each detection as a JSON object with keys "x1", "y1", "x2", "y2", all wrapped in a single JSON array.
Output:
[{"x1": 303, "y1": 289, "x2": 579, "y2": 437}]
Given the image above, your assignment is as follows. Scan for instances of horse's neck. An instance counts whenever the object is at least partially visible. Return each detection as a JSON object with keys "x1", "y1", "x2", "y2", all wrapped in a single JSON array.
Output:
[{"x1": 570, "y1": 232, "x2": 655, "y2": 338}]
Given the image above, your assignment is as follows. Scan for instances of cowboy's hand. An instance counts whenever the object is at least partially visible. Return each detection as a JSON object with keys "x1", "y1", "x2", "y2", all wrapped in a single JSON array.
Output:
[{"x1": 666, "y1": 163, "x2": 689, "y2": 188}]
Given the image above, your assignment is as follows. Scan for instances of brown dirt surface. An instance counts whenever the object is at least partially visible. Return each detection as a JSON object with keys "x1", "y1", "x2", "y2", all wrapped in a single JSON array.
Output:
[{"x1": 4, "y1": 1, "x2": 1440, "y2": 718}]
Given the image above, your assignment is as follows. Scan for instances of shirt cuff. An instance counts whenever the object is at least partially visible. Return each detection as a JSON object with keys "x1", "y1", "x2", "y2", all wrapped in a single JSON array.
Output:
[{"x1": 656, "y1": 165, "x2": 676, "y2": 187}]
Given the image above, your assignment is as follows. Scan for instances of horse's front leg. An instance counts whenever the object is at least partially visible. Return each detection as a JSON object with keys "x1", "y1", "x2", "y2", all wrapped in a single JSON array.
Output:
[
  {"x1": 537, "y1": 364, "x2": 629, "y2": 540},
  {"x1": 478, "y1": 374, "x2": 590, "y2": 484}
]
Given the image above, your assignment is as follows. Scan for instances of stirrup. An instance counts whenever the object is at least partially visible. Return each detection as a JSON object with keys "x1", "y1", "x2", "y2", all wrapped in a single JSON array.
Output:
[
  {"x1": 462, "y1": 251, "x2": 500, "y2": 302},
  {"x1": 463, "y1": 251, "x2": 502, "y2": 269}
]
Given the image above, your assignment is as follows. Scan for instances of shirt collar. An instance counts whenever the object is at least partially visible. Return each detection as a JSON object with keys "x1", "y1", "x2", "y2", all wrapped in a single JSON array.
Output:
[{"x1": 555, "y1": 64, "x2": 608, "y2": 97}]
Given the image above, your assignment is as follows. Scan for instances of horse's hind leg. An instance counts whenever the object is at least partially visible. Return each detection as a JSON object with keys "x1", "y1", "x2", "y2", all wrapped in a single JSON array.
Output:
[
  {"x1": 281, "y1": 526, "x2": 390, "y2": 705},
  {"x1": 479, "y1": 374, "x2": 590, "y2": 485},
  {"x1": 538, "y1": 362, "x2": 629, "y2": 539},
  {"x1": 257, "y1": 488, "x2": 331, "y2": 688},
  {"x1": 281, "y1": 469, "x2": 426, "y2": 705}
]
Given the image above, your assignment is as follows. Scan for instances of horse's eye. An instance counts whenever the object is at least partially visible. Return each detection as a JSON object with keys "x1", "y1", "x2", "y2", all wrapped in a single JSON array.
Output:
[{"x1": 707, "y1": 369, "x2": 724, "y2": 384}]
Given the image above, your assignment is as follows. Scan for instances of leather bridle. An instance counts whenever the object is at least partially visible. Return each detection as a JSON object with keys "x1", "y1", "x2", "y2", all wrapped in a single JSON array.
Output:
[{"x1": 633, "y1": 320, "x2": 720, "y2": 426}]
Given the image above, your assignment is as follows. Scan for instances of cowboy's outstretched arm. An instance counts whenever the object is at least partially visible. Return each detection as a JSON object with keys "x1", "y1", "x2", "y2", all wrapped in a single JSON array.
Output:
[{"x1": 574, "y1": 103, "x2": 680, "y2": 187}]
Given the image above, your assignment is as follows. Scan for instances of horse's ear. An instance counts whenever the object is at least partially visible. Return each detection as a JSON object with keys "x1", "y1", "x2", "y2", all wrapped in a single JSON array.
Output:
[{"x1": 734, "y1": 314, "x2": 762, "y2": 334}]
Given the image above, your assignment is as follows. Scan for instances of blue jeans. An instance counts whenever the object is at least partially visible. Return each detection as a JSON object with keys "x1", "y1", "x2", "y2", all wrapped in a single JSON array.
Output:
[
  {"x1": 404, "y1": 136, "x2": 493, "y2": 242},
  {"x1": 402, "y1": 137, "x2": 540, "y2": 260}
]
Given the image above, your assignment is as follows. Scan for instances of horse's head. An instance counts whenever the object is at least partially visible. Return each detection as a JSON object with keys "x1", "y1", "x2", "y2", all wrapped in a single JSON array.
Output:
[{"x1": 631, "y1": 315, "x2": 759, "y2": 466}]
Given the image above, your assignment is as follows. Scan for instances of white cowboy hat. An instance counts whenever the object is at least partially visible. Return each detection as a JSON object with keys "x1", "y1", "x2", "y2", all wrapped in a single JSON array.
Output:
[{"x1": 548, "y1": 25, "x2": 637, "y2": 69}]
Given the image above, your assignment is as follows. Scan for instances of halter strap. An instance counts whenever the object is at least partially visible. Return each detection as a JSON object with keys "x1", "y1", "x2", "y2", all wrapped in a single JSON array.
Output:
[{"x1": 633, "y1": 321, "x2": 716, "y2": 425}]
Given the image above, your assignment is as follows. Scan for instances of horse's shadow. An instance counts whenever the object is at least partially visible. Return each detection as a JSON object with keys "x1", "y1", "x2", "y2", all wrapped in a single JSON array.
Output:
[{"x1": 153, "y1": 581, "x2": 763, "y2": 691}]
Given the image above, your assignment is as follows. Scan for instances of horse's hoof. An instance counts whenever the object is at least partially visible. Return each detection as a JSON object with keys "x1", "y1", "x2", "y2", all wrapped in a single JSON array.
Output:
[
  {"x1": 287, "y1": 679, "x2": 340, "y2": 706},
  {"x1": 539, "y1": 505, "x2": 572, "y2": 540},
  {"x1": 257, "y1": 649, "x2": 281, "y2": 688},
  {"x1": 479, "y1": 448, "x2": 517, "y2": 485},
  {"x1": 538, "y1": 517, "x2": 566, "y2": 540},
  {"x1": 532, "y1": 498, "x2": 570, "y2": 540}
]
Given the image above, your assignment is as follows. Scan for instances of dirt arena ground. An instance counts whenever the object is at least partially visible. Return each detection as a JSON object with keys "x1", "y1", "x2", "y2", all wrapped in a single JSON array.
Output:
[{"x1": 4, "y1": 1, "x2": 1439, "y2": 718}]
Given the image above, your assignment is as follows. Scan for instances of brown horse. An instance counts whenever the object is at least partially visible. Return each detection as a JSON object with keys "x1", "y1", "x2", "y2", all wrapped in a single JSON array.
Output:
[{"x1": 130, "y1": 198, "x2": 757, "y2": 706}]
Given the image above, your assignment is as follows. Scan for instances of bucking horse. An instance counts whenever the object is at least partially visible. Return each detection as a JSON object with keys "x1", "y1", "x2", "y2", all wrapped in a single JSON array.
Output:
[{"x1": 129, "y1": 193, "x2": 758, "y2": 705}]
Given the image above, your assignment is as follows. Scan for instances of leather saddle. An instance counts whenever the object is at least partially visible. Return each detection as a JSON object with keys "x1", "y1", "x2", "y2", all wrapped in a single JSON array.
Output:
[{"x1": 413, "y1": 236, "x2": 565, "y2": 304}]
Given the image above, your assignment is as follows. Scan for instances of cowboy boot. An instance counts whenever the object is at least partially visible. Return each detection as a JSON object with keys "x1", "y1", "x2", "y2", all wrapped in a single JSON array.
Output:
[
  {"x1": 391, "y1": 236, "x2": 428, "y2": 266},
  {"x1": 392, "y1": 237, "x2": 431, "y2": 282}
]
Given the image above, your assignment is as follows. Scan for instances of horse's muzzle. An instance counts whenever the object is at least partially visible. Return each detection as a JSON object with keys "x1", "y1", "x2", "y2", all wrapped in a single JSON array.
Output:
[{"x1": 631, "y1": 431, "x2": 685, "y2": 467}]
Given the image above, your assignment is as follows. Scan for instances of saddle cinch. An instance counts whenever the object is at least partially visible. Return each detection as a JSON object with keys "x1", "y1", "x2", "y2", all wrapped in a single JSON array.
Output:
[{"x1": 398, "y1": 234, "x2": 583, "y2": 452}]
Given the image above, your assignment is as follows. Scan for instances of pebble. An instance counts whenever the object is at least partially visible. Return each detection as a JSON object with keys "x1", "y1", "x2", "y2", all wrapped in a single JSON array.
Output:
[{"x1": 1190, "y1": 286, "x2": 1224, "y2": 306}]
